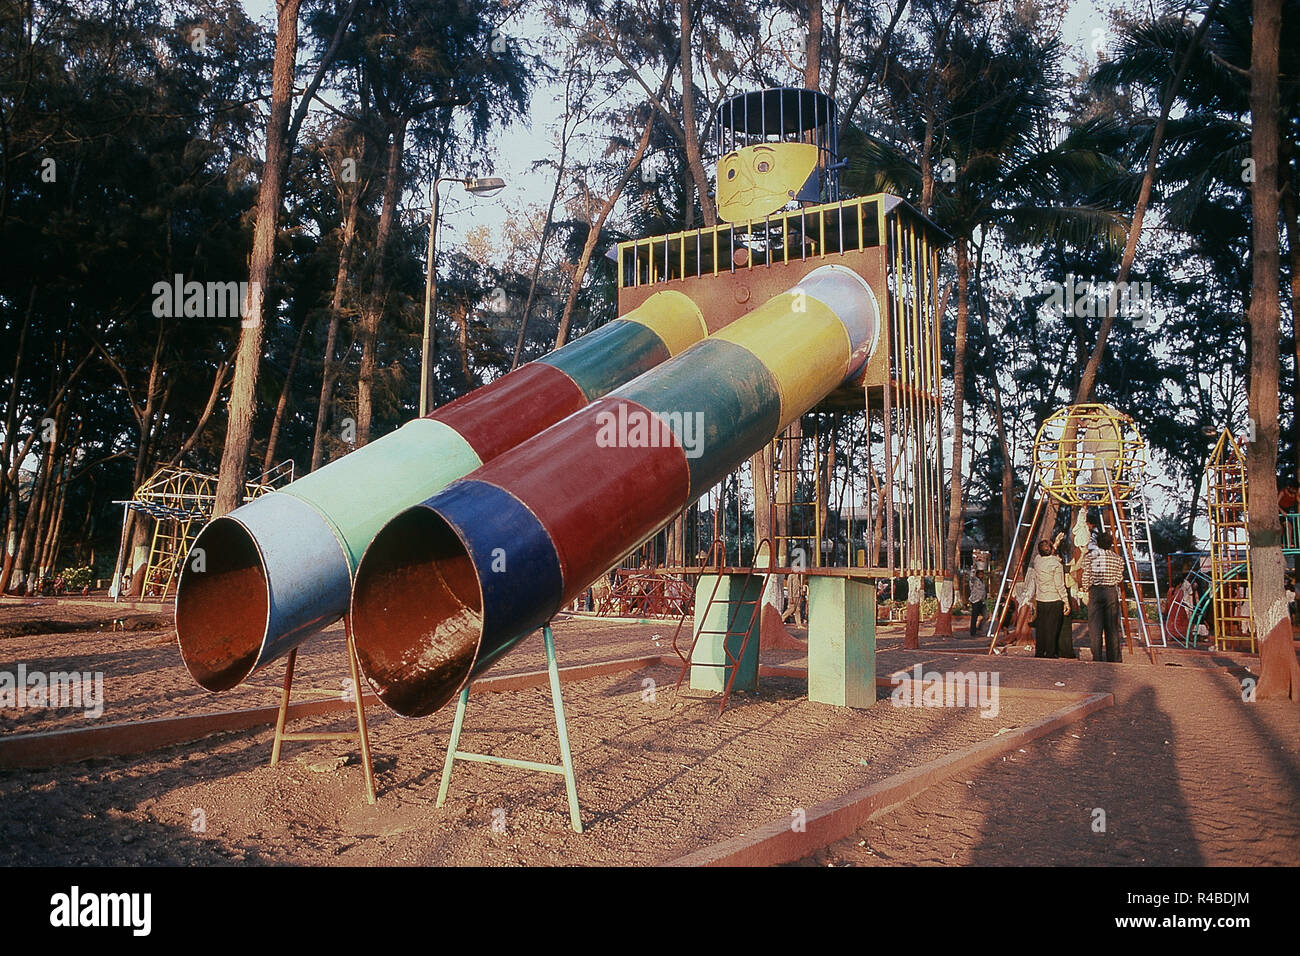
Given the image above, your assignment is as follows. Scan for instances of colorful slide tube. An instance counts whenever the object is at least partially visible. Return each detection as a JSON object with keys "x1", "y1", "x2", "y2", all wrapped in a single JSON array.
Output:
[
  {"x1": 350, "y1": 264, "x2": 880, "y2": 718},
  {"x1": 174, "y1": 291, "x2": 707, "y2": 692}
]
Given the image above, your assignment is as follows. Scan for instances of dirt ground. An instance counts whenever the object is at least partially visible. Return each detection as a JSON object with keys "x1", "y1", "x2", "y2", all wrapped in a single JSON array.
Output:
[
  {"x1": 1, "y1": 596, "x2": 1298, "y2": 866},
  {"x1": 798, "y1": 638, "x2": 1300, "y2": 866}
]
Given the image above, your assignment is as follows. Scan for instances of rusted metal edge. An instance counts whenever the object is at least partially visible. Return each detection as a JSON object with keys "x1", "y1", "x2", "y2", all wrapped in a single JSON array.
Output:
[
  {"x1": 0, "y1": 654, "x2": 662, "y2": 769},
  {"x1": 667, "y1": 690, "x2": 1114, "y2": 867},
  {"x1": 758, "y1": 662, "x2": 1099, "y2": 701}
]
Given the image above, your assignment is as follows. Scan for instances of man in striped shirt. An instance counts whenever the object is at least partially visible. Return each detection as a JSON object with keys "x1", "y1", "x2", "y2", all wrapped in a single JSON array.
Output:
[{"x1": 1082, "y1": 531, "x2": 1126, "y2": 662}]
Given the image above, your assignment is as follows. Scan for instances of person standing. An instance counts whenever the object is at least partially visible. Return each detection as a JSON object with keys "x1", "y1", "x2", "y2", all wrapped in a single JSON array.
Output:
[
  {"x1": 968, "y1": 569, "x2": 987, "y2": 637},
  {"x1": 1031, "y1": 539, "x2": 1071, "y2": 658},
  {"x1": 1082, "y1": 532, "x2": 1126, "y2": 662},
  {"x1": 1279, "y1": 479, "x2": 1298, "y2": 514},
  {"x1": 1011, "y1": 578, "x2": 1036, "y2": 645},
  {"x1": 1279, "y1": 480, "x2": 1299, "y2": 548}
]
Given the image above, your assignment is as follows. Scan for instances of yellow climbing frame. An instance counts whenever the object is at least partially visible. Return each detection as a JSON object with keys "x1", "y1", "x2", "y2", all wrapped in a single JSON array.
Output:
[{"x1": 1206, "y1": 428, "x2": 1254, "y2": 652}]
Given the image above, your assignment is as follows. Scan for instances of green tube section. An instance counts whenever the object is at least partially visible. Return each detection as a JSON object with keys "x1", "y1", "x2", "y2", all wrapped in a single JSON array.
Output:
[{"x1": 283, "y1": 420, "x2": 480, "y2": 570}]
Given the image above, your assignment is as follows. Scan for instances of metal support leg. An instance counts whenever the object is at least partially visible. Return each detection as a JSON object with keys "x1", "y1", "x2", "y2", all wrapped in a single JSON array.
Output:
[
  {"x1": 433, "y1": 624, "x2": 583, "y2": 833},
  {"x1": 270, "y1": 648, "x2": 297, "y2": 767},
  {"x1": 346, "y1": 624, "x2": 378, "y2": 804},
  {"x1": 435, "y1": 686, "x2": 470, "y2": 808},
  {"x1": 544, "y1": 625, "x2": 583, "y2": 832},
  {"x1": 269, "y1": 630, "x2": 377, "y2": 805}
]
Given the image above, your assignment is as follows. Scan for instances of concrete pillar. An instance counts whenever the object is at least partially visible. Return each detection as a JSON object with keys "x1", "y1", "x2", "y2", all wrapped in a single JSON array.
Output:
[
  {"x1": 808, "y1": 576, "x2": 876, "y2": 708},
  {"x1": 689, "y1": 573, "x2": 762, "y2": 693}
]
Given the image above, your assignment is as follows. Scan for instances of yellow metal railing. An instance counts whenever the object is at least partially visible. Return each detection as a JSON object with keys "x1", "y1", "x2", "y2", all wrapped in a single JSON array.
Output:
[
  {"x1": 617, "y1": 194, "x2": 889, "y2": 288},
  {"x1": 881, "y1": 202, "x2": 945, "y2": 574},
  {"x1": 614, "y1": 192, "x2": 948, "y2": 579}
]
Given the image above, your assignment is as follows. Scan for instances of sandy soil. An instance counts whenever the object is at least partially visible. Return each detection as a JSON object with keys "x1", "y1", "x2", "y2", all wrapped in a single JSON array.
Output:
[
  {"x1": 3, "y1": 597, "x2": 1297, "y2": 867},
  {"x1": 0, "y1": 599, "x2": 1057, "y2": 865}
]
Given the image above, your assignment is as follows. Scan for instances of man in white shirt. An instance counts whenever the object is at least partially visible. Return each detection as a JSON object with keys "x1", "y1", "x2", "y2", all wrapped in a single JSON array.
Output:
[{"x1": 1031, "y1": 539, "x2": 1072, "y2": 658}]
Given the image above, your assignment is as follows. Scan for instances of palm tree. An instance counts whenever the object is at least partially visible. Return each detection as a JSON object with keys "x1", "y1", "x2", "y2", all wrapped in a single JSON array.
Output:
[
  {"x1": 1092, "y1": 0, "x2": 1300, "y2": 471},
  {"x1": 844, "y1": 11, "x2": 1125, "y2": 640},
  {"x1": 1093, "y1": 0, "x2": 1300, "y2": 696}
]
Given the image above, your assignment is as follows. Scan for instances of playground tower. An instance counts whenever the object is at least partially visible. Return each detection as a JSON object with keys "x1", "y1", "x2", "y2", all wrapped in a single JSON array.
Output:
[{"x1": 616, "y1": 87, "x2": 948, "y2": 580}]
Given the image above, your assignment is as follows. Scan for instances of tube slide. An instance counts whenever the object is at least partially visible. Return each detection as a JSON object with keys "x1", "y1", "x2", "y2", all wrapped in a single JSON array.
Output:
[
  {"x1": 175, "y1": 291, "x2": 707, "y2": 691},
  {"x1": 350, "y1": 265, "x2": 880, "y2": 718}
]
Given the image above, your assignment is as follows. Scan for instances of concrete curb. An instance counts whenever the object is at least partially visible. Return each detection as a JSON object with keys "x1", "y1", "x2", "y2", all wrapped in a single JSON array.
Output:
[{"x1": 667, "y1": 689, "x2": 1114, "y2": 867}]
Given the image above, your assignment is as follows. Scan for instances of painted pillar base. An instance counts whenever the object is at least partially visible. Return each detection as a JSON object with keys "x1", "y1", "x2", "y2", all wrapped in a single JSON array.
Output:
[
  {"x1": 807, "y1": 577, "x2": 876, "y2": 708},
  {"x1": 903, "y1": 575, "x2": 922, "y2": 649},
  {"x1": 690, "y1": 573, "x2": 762, "y2": 693}
]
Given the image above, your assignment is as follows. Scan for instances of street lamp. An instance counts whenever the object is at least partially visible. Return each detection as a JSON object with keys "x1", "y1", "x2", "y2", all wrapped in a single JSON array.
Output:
[{"x1": 420, "y1": 175, "x2": 508, "y2": 417}]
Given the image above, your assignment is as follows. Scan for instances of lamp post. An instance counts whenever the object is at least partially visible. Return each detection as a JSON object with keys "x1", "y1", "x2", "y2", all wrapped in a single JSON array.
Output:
[{"x1": 420, "y1": 175, "x2": 507, "y2": 417}]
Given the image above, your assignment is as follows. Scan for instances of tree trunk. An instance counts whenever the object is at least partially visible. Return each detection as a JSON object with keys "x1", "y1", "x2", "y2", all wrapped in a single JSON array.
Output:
[
  {"x1": 818, "y1": 425, "x2": 835, "y2": 557},
  {"x1": 990, "y1": 357, "x2": 1015, "y2": 560},
  {"x1": 665, "y1": 512, "x2": 687, "y2": 567},
  {"x1": 555, "y1": 109, "x2": 655, "y2": 348},
  {"x1": 751, "y1": 444, "x2": 775, "y2": 560},
  {"x1": 355, "y1": 116, "x2": 407, "y2": 447},
  {"x1": 773, "y1": 420, "x2": 803, "y2": 630},
  {"x1": 1187, "y1": 444, "x2": 1210, "y2": 544},
  {"x1": 0, "y1": 484, "x2": 18, "y2": 592},
  {"x1": 678, "y1": 0, "x2": 716, "y2": 227},
  {"x1": 1280, "y1": 160, "x2": 1300, "y2": 480},
  {"x1": 839, "y1": 0, "x2": 909, "y2": 127},
  {"x1": 36, "y1": 418, "x2": 76, "y2": 577},
  {"x1": 125, "y1": 514, "x2": 151, "y2": 599},
  {"x1": 262, "y1": 307, "x2": 311, "y2": 473},
  {"x1": 0, "y1": 286, "x2": 33, "y2": 511},
  {"x1": 1247, "y1": 0, "x2": 1300, "y2": 701},
  {"x1": 14, "y1": 402, "x2": 68, "y2": 592},
  {"x1": 1036, "y1": 5, "x2": 1222, "y2": 545},
  {"x1": 1072, "y1": 1, "x2": 1219, "y2": 409},
  {"x1": 310, "y1": 195, "x2": 358, "y2": 471},
  {"x1": 125, "y1": 433, "x2": 153, "y2": 600},
  {"x1": 513, "y1": 71, "x2": 574, "y2": 370},
  {"x1": 803, "y1": 0, "x2": 822, "y2": 90},
  {"x1": 11, "y1": 438, "x2": 52, "y2": 591},
  {"x1": 978, "y1": 264, "x2": 1016, "y2": 558},
  {"x1": 934, "y1": 238, "x2": 970, "y2": 637},
  {"x1": 451, "y1": 301, "x2": 473, "y2": 390},
  {"x1": 213, "y1": 0, "x2": 302, "y2": 517},
  {"x1": 919, "y1": 99, "x2": 936, "y2": 217},
  {"x1": 36, "y1": 463, "x2": 66, "y2": 577},
  {"x1": 776, "y1": 419, "x2": 802, "y2": 567}
]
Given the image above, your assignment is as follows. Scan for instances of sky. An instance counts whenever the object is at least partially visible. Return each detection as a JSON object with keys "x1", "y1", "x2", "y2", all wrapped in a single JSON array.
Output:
[{"x1": 233, "y1": 0, "x2": 1131, "y2": 249}]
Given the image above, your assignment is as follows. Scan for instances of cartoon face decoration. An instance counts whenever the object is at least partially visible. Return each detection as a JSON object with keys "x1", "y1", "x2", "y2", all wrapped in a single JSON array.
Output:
[{"x1": 716, "y1": 142, "x2": 820, "y2": 223}]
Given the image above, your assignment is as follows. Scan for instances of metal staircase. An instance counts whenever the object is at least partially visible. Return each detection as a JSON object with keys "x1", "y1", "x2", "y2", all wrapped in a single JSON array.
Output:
[{"x1": 671, "y1": 537, "x2": 775, "y2": 714}]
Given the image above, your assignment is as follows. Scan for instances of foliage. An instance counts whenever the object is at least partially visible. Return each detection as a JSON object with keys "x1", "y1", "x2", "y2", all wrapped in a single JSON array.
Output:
[{"x1": 0, "y1": 0, "x2": 1295, "y2": 590}]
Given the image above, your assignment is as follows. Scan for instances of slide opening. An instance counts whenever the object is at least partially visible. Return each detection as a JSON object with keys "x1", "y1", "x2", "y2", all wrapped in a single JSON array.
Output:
[
  {"x1": 175, "y1": 517, "x2": 270, "y2": 692},
  {"x1": 351, "y1": 507, "x2": 484, "y2": 718}
]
